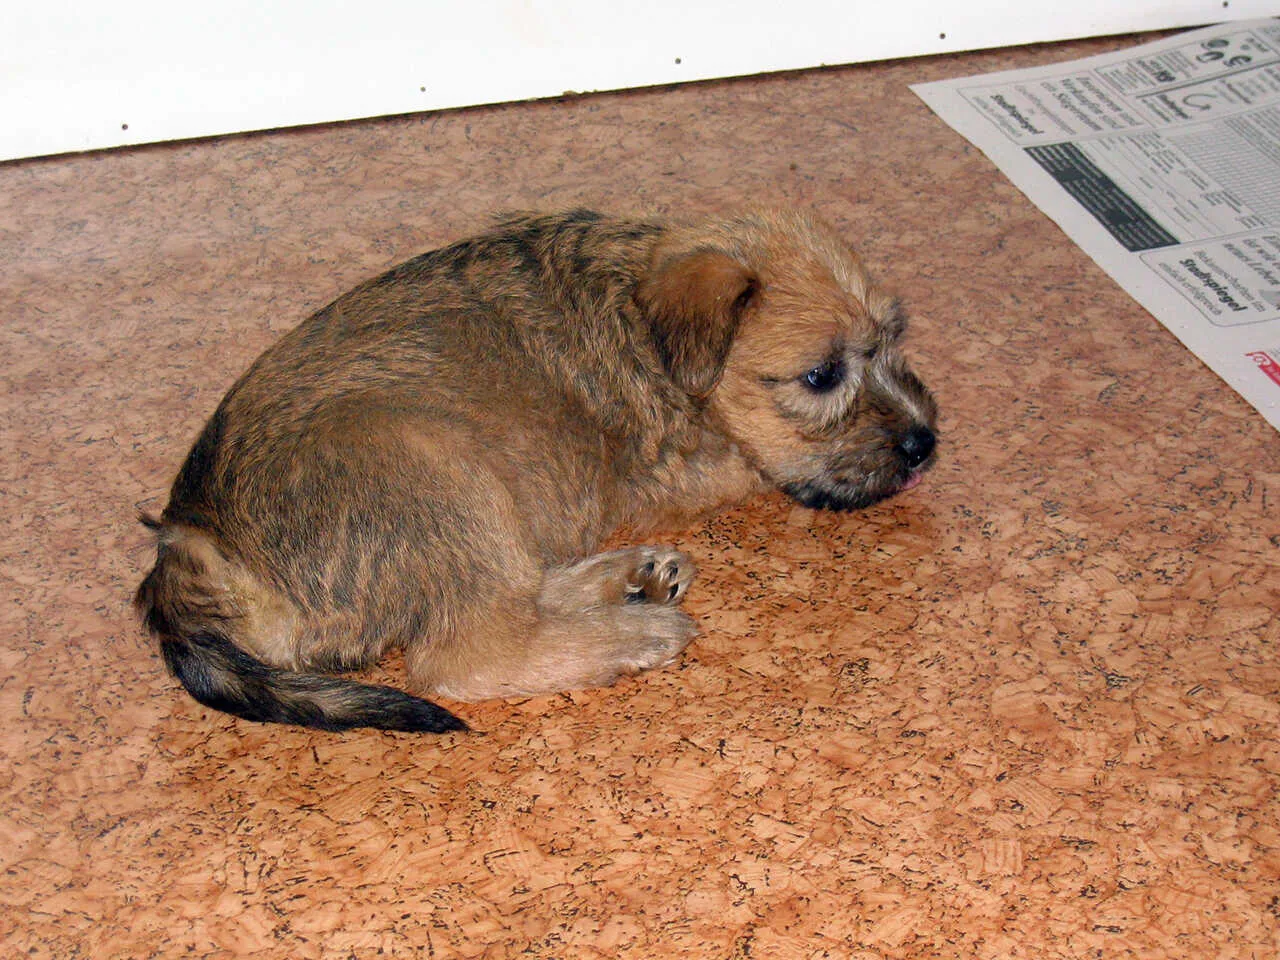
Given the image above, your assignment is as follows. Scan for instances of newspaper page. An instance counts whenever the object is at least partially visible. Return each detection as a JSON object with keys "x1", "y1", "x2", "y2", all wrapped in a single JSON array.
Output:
[{"x1": 913, "y1": 19, "x2": 1280, "y2": 432}]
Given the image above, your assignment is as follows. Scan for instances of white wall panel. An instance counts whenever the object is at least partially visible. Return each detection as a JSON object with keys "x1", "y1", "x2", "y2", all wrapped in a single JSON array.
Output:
[{"x1": 3, "y1": 1, "x2": 1275, "y2": 160}]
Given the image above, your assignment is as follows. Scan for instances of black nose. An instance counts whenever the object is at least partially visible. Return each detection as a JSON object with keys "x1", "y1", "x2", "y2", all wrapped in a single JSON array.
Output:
[{"x1": 898, "y1": 426, "x2": 936, "y2": 469}]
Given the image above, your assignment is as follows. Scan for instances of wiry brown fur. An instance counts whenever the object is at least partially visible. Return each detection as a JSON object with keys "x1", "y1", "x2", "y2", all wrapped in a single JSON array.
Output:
[{"x1": 136, "y1": 209, "x2": 938, "y2": 732}]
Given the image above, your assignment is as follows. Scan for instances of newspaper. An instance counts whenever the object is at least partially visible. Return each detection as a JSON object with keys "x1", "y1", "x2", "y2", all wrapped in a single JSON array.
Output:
[{"x1": 913, "y1": 19, "x2": 1280, "y2": 432}]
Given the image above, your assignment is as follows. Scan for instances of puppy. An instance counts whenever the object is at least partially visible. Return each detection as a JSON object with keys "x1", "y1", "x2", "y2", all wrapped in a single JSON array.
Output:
[{"x1": 135, "y1": 209, "x2": 937, "y2": 732}]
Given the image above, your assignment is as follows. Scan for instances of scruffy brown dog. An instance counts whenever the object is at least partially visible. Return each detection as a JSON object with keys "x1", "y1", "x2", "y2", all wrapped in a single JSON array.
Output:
[{"x1": 136, "y1": 209, "x2": 937, "y2": 733}]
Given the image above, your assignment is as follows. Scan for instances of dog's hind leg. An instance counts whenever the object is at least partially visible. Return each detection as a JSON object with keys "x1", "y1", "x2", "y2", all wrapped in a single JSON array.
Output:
[{"x1": 407, "y1": 547, "x2": 698, "y2": 701}]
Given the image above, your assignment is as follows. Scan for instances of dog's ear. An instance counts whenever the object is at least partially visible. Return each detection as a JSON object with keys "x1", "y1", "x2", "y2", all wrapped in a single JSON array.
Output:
[{"x1": 635, "y1": 249, "x2": 758, "y2": 398}]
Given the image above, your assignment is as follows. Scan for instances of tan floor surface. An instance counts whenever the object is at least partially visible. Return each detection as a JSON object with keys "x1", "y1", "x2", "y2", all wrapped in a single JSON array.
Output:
[{"x1": 3, "y1": 32, "x2": 1278, "y2": 960}]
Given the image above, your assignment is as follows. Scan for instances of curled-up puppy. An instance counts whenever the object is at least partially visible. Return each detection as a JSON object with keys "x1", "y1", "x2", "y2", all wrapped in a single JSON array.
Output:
[{"x1": 136, "y1": 209, "x2": 938, "y2": 732}]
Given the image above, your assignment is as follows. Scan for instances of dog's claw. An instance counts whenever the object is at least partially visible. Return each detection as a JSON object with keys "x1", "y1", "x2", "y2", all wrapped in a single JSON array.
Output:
[{"x1": 625, "y1": 548, "x2": 696, "y2": 606}]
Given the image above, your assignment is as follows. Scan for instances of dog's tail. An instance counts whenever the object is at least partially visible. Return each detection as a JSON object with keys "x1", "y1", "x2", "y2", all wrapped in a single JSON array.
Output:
[
  {"x1": 151, "y1": 627, "x2": 469, "y2": 733},
  {"x1": 135, "y1": 522, "x2": 468, "y2": 734}
]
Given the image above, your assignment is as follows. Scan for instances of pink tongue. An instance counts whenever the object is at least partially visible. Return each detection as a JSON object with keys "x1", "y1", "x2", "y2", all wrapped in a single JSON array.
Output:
[{"x1": 901, "y1": 471, "x2": 923, "y2": 491}]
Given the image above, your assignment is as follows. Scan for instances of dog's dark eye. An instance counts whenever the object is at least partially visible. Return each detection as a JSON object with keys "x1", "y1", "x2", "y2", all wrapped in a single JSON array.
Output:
[{"x1": 803, "y1": 359, "x2": 844, "y2": 392}]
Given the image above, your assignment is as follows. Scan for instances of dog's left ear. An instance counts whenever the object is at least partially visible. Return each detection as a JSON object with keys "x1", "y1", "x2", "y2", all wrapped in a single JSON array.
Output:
[{"x1": 635, "y1": 249, "x2": 758, "y2": 398}]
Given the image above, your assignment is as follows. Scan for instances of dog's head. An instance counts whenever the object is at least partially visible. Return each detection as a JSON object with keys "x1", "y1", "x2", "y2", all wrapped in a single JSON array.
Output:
[{"x1": 636, "y1": 210, "x2": 938, "y2": 511}]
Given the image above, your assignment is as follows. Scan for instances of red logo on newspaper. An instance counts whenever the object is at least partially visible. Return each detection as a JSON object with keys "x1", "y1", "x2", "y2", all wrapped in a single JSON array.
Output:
[{"x1": 1247, "y1": 351, "x2": 1280, "y2": 388}]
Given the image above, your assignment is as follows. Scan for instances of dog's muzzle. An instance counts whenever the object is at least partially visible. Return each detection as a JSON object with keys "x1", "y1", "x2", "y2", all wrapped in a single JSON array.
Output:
[{"x1": 781, "y1": 422, "x2": 938, "y2": 511}]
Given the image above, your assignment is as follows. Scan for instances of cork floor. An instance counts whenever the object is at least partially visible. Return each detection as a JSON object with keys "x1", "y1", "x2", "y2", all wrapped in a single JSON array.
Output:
[{"x1": 3, "y1": 32, "x2": 1279, "y2": 960}]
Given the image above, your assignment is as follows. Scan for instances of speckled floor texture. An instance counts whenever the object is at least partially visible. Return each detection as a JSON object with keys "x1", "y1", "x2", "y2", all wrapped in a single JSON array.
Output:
[{"x1": 3, "y1": 31, "x2": 1278, "y2": 960}]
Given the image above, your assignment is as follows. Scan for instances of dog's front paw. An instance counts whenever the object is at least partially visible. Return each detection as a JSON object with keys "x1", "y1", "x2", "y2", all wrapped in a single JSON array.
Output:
[
  {"x1": 615, "y1": 605, "x2": 697, "y2": 673},
  {"x1": 538, "y1": 546, "x2": 698, "y2": 613},
  {"x1": 624, "y1": 547, "x2": 696, "y2": 606}
]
